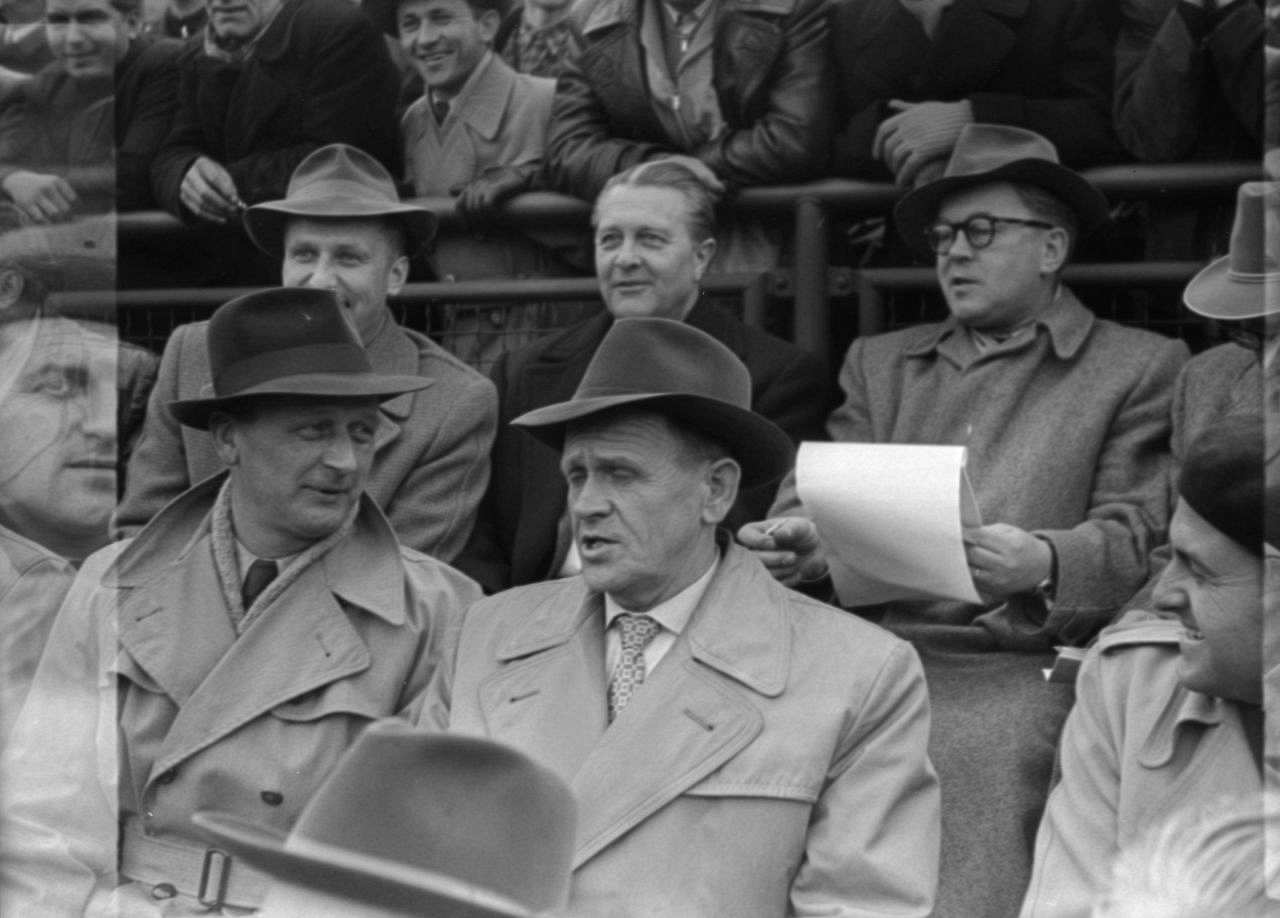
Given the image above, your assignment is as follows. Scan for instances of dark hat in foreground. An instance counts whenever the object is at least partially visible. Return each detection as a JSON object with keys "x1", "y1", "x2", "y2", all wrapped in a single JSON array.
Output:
[
  {"x1": 195, "y1": 721, "x2": 576, "y2": 918},
  {"x1": 1178, "y1": 414, "x2": 1272, "y2": 555},
  {"x1": 512, "y1": 317, "x2": 794, "y2": 488},
  {"x1": 244, "y1": 144, "x2": 437, "y2": 257},
  {"x1": 169, "y1": 287, "x2": 430, "y2": 429},
  {"x1": 1183, "y1": 182, "x2": 1280, "y2": 320},
  {"x1": 894, "y1": 124, "x2": 1110, "y2": 259}
]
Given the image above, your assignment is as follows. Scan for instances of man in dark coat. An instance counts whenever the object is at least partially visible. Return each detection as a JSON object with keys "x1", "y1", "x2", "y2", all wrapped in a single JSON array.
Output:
[
  {"x1": 544, "y1": 0, "x2": 831, "y2": 202},
  {"x1": 454, "y1": 160, "x2": 830, "y2": 594},
  {"x1": 829, "y1": 0, "x2": 1121, "y2": 185},
  {"x1": 150, "y1": 0, "x2": 400, "y2": 224}
]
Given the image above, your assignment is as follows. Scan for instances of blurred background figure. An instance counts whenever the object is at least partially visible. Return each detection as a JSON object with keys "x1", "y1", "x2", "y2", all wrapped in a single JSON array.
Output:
[
  {"x1": 0, "y1": 0, "x2": 51, "y2": 97},
  {"x1": 196, "y1": 721, "x2": 577, "y2": 918},
  {"x1": 0, "y1": 0, "x2": 179, "y2": 222},
  {"x1": 494, "y1": 0, "x2": 581, "y2": 78}
]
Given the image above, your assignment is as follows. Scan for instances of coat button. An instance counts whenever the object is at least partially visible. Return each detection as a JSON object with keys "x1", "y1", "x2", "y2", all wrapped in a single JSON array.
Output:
[
  {"x1": 150, "y1": 883, "x2": 177, "y2": 900},
  {"x1": 156, "y1": 768, "x2": 178, "y2": 785},
  {"x1": 260, "y1": 790, "x2": 284, "y2": 806}
]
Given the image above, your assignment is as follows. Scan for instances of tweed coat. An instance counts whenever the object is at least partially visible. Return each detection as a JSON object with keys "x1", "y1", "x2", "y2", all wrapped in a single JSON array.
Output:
[
  {"x1": 0, "y1": 476, "x2": 479, "y2": 915},
  {"x1": 829, "y1": 0, "x2": 1121, "y2": 177},
  {"x1": 418, "y1": 540, "x2": 940, "y2": 916},
  {"x1": 453, "y1": 301, "x2": 832, "y2": 593},
  {"x1": 113, "y1": 311, "x2": 497, "y2": 561},
  {"x1": 544, "y1": 0, "x2": 832, "y2": 200},
  {"x1": 149, "y1": 0, "x2": 401, "y2": 217},
  {"x1": 1019, "y1": 614, "x2": 1264, "y2": 917}
]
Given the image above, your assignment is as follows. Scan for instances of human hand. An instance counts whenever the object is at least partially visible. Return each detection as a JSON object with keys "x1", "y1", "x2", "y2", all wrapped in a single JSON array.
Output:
[
  {"x1": 737, "y1": 517, "x2": 828, "y2": 586},
  {"x1": 963, "y1": 523, "x2": 1053, "y2": 604},
  {"x1": 453, "y1": 167, "x2": 531, "y2": 232},
  {"x1": 1, "y1": 170, "x2": 77, "y2": 223},
  {"x1": 646, "y1": 154, "x2": 726, "y2": 195},
  {"x1": 179, "y1": 156, "x2": 243, "y2": 223},
  {"x1": 871, "y1": 99, "x2": 973, "y2": 187}
]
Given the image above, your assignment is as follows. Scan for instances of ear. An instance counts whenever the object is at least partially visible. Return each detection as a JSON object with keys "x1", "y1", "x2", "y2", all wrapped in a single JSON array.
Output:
[
  {"x1": 692, "y1": 236, "x2": 716, "y2": 281},
  {"x1": 701, "y1": 456, "x2": 741, "y2": 526},
  {"x1": 0, "y1": 268, "x2": 24, "y2": 313},
  {"x1": 477, "y1": 8, "x2": 501, "y2": 43},
  {"x1": 385, "y1": 254, "x2": 410, "y2": 297},
  {"x1": 1039, "y1": 226, "x2": 1069, "y2": 276},
  {"x1": 208, "y1": 413, "x2": 240, "y2": 466}
]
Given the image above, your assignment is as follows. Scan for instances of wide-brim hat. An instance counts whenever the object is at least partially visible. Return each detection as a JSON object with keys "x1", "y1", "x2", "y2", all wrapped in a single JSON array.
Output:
[
  {"x1": 194, "y1": 722, "x2": 576, "y2": 918},
  {"x1": 1183, "y1": 182, "x2": 1280, "y2": 320},
  {"x1": 169, "y1": 287, "x2": 430, "y2": 429},
  {"x1": 894, "y1": 124, "x2": 1110, "y2": 259},
  {"x1": 244, "y1": 144, "x2": 437, "y2": 257},
  {"x1": 512, "y1": 317, "x2": 794, "y2": 488}
]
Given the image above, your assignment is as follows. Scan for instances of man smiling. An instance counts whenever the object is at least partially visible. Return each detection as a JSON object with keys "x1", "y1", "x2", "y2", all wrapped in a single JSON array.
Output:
[
  {"x1": 118, "y1": 145, "x2": 498, "y2": 560},
  {"x1": 1, "y1": 288, "x2": 480, "y2": 915}
]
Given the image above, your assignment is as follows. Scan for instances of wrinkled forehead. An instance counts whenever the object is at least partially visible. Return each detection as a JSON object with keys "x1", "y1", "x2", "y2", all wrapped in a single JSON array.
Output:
[
  {"x1": 593, "y1": 184, "x2": 695, "y2": 233},
  {"x1": 1, "y1": 316, "x2": 117, "y2": 359}
]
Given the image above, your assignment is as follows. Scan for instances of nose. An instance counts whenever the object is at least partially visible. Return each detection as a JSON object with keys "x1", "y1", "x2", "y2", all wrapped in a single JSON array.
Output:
[
  {"x1": 1150, "y1": 560, "x2": 1189, "y2": 619},
  {"x1": 64, "y1": 18, "x2": 87, "y2": 44},
  {"x1": 303, "y1": 256, "x2": 337, "y2": 289},
  {"x1": 321, "y1": 433, "x2": 359, "y2": 474},
  {"x1": 78, "y1": 378, "x2": 117, "y2": 445},
  {"x1": 569, "y1": 474, "x2": 610, "y2": 521},
  {"x1": 943, "y1": 227, "x2": 975, "y2": 260},
  {"x1": 407, "y1": 21, "x2": 440, "y2": 48}
]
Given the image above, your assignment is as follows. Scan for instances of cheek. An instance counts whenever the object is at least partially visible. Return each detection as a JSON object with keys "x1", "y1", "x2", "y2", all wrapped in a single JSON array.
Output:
[{"x1": 0, "y1": 401, "x2": 69, "y2": 481}]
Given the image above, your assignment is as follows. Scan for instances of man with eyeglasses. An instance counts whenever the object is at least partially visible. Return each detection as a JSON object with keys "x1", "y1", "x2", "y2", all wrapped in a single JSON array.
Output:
[{"x1": 741, "y1": 124, "x2": 1188, "y2": 918}]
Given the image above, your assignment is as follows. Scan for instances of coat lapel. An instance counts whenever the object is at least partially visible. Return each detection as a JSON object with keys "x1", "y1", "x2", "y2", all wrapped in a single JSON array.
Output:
[{"x1": 364, "y1": 317, "x2": 430, "y2": 455}]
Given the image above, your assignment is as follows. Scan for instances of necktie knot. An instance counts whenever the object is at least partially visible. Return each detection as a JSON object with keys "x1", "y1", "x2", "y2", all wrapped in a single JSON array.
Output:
[
  {"x1": 608, "y1": 614, "x2": 662, "y2": 722},
  {"x1": 241, "y1": 558, "x2": 279, "y2": 611}
]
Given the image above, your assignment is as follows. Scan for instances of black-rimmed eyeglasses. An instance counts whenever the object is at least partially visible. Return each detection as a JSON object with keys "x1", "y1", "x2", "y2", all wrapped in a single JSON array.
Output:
[{"x1": 925, "y1": 215, "x2": 1055, "y2": 256}]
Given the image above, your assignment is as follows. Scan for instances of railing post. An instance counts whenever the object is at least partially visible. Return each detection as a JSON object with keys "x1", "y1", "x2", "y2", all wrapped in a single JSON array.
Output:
[{"x1": 792, "y1": 193, "x2": 829, "y2": 372}]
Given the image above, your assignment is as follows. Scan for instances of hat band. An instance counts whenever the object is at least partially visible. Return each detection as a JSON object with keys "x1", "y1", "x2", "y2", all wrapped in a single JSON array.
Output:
[
  {"x1": 1225, "y1": 270, "x2": 1279, "y2": 284},
  {"x1": 215, "y1": 343, "x2": 373, "y2": 396},
  {"x1": 286, "y1": 179, "x2": 400, "y2": 208}
]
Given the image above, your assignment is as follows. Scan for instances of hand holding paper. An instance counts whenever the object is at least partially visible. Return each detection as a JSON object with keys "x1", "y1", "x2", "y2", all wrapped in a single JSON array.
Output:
[
  {"x1": 963, "y1": 523, "x2": 1053, "y2": 604},
  {"x1": 795, "y1": 442, "x2": 982, "y2": 606},
  {"x1": 737, "y1": 517, "x2": 828, "y2": 586}
]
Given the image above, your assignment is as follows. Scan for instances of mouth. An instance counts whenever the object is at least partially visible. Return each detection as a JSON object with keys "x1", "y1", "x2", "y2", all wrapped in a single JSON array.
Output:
[
  {"x1": 303, "y1": 483, "x2": 351, "y2": 502},
  {"x1": 578, "y1": 534, "x2": 617, "y2": 558}
]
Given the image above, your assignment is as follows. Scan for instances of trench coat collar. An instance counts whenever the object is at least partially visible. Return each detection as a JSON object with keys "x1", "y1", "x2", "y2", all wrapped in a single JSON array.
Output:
[
  {"x1": 108, "y1": 472, "x2": 408, "y2": 627},
  {"x1": 901, "y1": 285, "x2": 1095, "y2": 363},
  {"x1": 445, "y1": 52, "x2": 520, "y2": 142},
  {"x1": 582, "y1": 0, "x2": 796, "y2": 36},
  {"x1": 1137, "y1": 683, "x2": 1233, "y2": 769},
  {"x1": 496, "y1": 537, "x2": 790, "y2": 697}
]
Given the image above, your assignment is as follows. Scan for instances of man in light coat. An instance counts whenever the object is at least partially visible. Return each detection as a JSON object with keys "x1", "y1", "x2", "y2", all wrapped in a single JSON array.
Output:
[
  {"x1": 114, "y1": 144, "x2": 498, "y2": 561},
  {"x1": 0, "y1": 288, "x2": 480, "y2": 915},
  {"x1": 418, "y1": 316, "x2": 940, "y2": 917}
]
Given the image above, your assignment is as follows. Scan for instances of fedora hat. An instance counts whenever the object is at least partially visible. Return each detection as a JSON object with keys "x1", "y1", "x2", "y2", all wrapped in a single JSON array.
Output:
[
  {"x1": 195, "y1": 721, "x2": 577, "y2": 918},
  {"x1": 894, "y1": 124, "x2": 1110, "y2": 259},
  {"x1": 1183, "y1": 182, "x2": 1280, "y2": 320},
  {"x1": 243, "y1": 144, "x2": 437, "y2": 257},
  {"x1": 169, "y1": 287, "x2": 430, "y2": 430},
  {"x1": 512, "y1": 317, "x2": 794, "y2": 488}
]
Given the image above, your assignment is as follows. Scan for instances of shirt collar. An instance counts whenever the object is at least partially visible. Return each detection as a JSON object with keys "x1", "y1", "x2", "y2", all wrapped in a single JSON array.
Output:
[
  {"x1": 661, "y1": 0, "x2": 714, "y2": 26},
  {"x1": 604, "y1": 552, "x2": 718, "y2": 635},
  {"x1": 903, "y1": 285, "x2": 1095, "y2": 362}
]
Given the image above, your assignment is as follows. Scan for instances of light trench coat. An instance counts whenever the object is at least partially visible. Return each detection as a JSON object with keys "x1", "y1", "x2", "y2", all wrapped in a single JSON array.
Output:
[
  {"x1": 418, "y1": 540, "x2": 941, "y2": 917},
  {"x1": 0, "y1": 475, "x2": 478, "y2": 916}
]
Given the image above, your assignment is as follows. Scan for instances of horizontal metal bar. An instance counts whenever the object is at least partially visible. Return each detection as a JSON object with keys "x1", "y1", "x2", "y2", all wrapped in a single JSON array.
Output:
[{"x1": 852, "y1": 260, "x2": 1205, "y2": 291}]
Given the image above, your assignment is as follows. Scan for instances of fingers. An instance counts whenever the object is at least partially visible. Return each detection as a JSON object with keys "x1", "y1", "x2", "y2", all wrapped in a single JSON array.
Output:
[{"x1": 180, "y1": 158, "x2": 241, "y2": 223}]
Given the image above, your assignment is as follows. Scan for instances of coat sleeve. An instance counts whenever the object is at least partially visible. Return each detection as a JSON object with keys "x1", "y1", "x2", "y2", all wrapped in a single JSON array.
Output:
[
  {"x1": 1113, "y1": 0, "x2": 1264, "y2": 161},
  {"x1": 0, "y1": 548, "x2": 124, "y2": 917},
  {"x1": 543, "y1": 43, "x2": 674, "y2": 201},
  {"x1": 116, "y1": 41, "x2": 181, "y2": 212},
  {"x1": 789, "y1": 639, "x2": 939, "y2": 916},
  {"x1": 1019, "y1": 645, "x2": 1124, "y2": 917},
  {"x1": 1012, "y1": 337, "x2": 1187, "y2": 646},
  {"x1": 694, "y1": 0, "x2": 833, "y2": 189},
  {"x1": 384, "y1": 367, "x2": 497, "y2": 562},
  {"x1": 148, "y1": 43, "x2": 210, "y2": 218},
  {"x1": 111, "y1": 325, "x2": 194, "y2": 539},
  {"x1": 967, "y1": 0, "x2": 1121, "y2": 167}
]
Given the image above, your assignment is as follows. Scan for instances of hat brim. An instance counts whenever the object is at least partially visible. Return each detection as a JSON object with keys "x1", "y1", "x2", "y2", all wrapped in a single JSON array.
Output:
[
  {"x1": 894, "y1": 160, "x2": 1110, "y2": 260},
  {"x1": 1182, "y1": 254, "x2": 1280, "y2": 320},
  {"x1": 513, "y1": 393, "x2": 795, "y2": 489},
  {"x1": 192, "y1": 812, "x2": 532, "y2": 918},
  {"x1": 169, "y1": 372, "x2": 432, "y2": 430},
  {"x1": 243, "y1": 197, "x2": 438, "y2": 257}
]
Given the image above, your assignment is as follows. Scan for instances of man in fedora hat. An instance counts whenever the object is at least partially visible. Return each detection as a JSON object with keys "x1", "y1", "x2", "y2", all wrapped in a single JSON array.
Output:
[
  {"x1": 116, "y1": 143, "x2": 498, "y2": 562},
  {"x1": 742, "y1": 124, "x2": 1188, "y2": 916},
  {"x1": 195, "y1": 720, "x2": 577, "y2": 918},
  {"x1": 1, "y1": 287, "x2": 480, "y2": 915},
  {"x1": 418, "y1": 316, "x2": 940, "y2": 916}
]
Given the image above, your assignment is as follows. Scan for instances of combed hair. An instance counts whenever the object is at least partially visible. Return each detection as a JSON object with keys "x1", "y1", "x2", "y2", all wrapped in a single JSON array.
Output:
[{"x1": 594, "y1": 160, "x2": 720, "y2": 243}]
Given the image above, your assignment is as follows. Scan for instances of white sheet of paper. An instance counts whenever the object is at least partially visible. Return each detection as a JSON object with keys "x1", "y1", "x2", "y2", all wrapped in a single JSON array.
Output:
[{"x1": 796, "y1": 442, "x2": 983, "y2": 606}]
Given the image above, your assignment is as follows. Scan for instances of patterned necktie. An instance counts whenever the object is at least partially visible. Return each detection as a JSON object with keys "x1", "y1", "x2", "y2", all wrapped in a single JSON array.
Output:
[
  {"x1": 241, "y1": 558, "x2": 279, "y2": 611},
  {"x1": 607, "y1": 613, "x2": 662, "y2": 722}
]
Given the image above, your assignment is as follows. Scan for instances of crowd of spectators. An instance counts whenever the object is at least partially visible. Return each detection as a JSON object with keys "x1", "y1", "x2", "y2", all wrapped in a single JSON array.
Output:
[{"x1": 0, "y1": 0, "x2": 1273, "y2": 915}]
